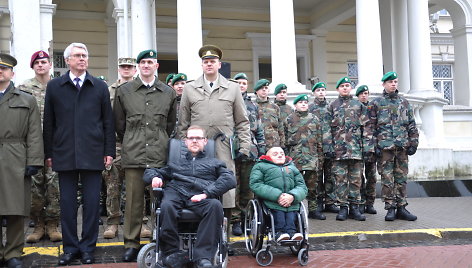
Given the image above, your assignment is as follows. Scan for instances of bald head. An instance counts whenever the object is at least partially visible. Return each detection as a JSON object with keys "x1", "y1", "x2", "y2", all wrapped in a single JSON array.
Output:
[{"x1": 267, "y1": 147, "x2": 285, "y2": 164}]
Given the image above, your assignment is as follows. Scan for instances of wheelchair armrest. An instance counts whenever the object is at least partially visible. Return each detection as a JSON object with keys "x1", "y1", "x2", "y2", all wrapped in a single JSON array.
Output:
[{"x1": 153, "y1": 187, "x2": 163, "y2": 199}]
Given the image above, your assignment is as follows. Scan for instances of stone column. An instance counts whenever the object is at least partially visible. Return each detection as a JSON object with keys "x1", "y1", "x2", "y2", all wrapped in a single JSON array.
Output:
[
  {"x1": 450, "y1": 26, "x2": 472, "y2": 106},
  {"x1": 113, "y1": 6, "x2": 132, "y2": 59},
  {"x1": 106, "y1": 18, "x2": 118, "y2": 82},
  {"x1": 131, "y1": 0, "x2": 156, "y2": 58},
  {"x1": 390, "y1": 0, "x2": 410, "y2": 93},
  {"x1": 9, "y1": 0, "x2": 41, "y2": 84},
  {"x1": 177, "y1": 0, "x2": 203, "y2": 80},
  {"x1": 311, "y1": 29, "x2": 328, "y2": 84},
  {"x1": 39, "y1": 0, "x2": 56, "y2": 53},
  {"x1": 355, "y1": 0, "x2": 383, "y2": 93}
]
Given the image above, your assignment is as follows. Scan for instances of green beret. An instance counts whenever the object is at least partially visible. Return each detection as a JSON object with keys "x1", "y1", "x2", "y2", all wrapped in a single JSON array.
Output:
[
  {"x1": 254, "y1": 79, "x2": 270, "y2": 91},
  {"x1": 355, "y1": 85, "x2": 369, "y2": 96},
  {"x1": 0, "y1": 53, "x2": 17, "y2": 68},
  {"x1": 171, "y1": 73, "x2": 187, "y2": 86},
  {"x1": 166, "y1": 73, "x2": 175, "y2": 84},
  {"x1": 311, "y1": 82, "x2": 326, "y2": 92},
  {"x1": 381, "y1": 71, "x2": 398, "y2": 82},
  {"x1": 336, "y1": 76, "x2": 351, "y2": 89},
  {"x1": 233, "y1": 72, "x2": 248, "y2": 80},
  {"x1": 293, "y1": 94, "x2": 309, "y2": 105},
  {"x1": 137, "y1": 49, "x2": 157, "y2": 63},
  {"x1": 199, "y1": 44, "x2": 223, "y2": 59},
  {"x1": 274, "y1": 83, "x2": 287, "y2": 95}
]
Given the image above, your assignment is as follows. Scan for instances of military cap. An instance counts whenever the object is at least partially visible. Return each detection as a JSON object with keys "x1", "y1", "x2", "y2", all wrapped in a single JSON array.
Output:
[
  {"x1": 293, "y1": 94, "x2": 309, "y2": 105},
  {"x1": 0, "y1": 53, "x2": 17, "y2": 68},
  {"x1": 30, "y1": 50, "x2": 49, "y2": 68},
  {"x1": 274, "y1": 83, "x2": 287, "y2": 95},
  {"x1": 118, "y1": 57, "x2": 136, "y2": 66},
  {"x1": 336, "y1": 76, "x2": 351, "y2": 89},
  {"x1": 381, "y1": 71, "x2": 398, "y2": 82},
  {"x1": 233, "y1": 72, "x2": 248, "y2": 80},
  {"x1": 137, "y1": 49, "x2": 157, "y2": 63},
  {"x1": 355, "y1": 85, "x2": 369, "y2": 96},
  {"x1": 166, "y1": 73, "x2": 175, "y2": 84},
  {"x1": 198, "y1": 44, "x2": 222, "y2": 59},
  {"x1": 254, "y1": 79, "x2": 270, "y2": 92},
  {"x1": 171, "y1": 73, "x2": 187, "y2": 86},
  {"x1": 311, "y1": 82, "x2": 326, "y2": 92}
]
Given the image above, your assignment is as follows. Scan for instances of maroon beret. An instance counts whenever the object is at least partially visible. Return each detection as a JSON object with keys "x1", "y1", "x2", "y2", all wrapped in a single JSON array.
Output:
[{"x1": 30, "y1": 50, "x2": 50, "y2": 68}]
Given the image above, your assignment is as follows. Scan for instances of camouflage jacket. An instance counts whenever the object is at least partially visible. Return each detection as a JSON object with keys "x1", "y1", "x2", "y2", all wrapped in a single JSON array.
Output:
[
  {"x1": 256, "y1": 98, "x2": 285, "y2": 149},
  {"x1": 242, "y1": 92, "x2": 266, "y2": 159},
  {"x1": 309, "y1": 98, "x2": 333, "y2": 154},
  {"x1": 17, "y1": 77, "x2": 47, "y2": 124},
  {"x1": 327, "y1": 95, "x2": 374, "y2": 160},
  {"x1": 286, "y1": 111, "x2": 324, "y2": 171},
  {"x1": 274, "y1": 99, "x2": 294, "y2": 124},
  {"x1": 370, "y1": 90, "x2": 419, "y2": 150},
  {"x1": 360, "y1": 101, "x2": 377, "y2": 162}
]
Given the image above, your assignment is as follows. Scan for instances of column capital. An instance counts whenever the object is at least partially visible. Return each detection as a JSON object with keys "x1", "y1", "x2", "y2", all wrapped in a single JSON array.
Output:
[
  {"x1": 112, "y1": 8, "x2": 124, "y2": 21},
  {"x1": 40, "y1": 3, "x2": 57, "y2": 15}
]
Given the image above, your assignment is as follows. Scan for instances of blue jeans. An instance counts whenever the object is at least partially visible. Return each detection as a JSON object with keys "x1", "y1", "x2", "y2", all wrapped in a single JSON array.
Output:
[{"x1": 271, "y1": 209, "x2": 297, "y2": 234}]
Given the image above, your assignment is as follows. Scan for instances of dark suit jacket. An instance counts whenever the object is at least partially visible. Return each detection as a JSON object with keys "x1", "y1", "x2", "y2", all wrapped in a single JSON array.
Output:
[{"x1": 43, "y1": 71, "x2": 115, "y2": 171}]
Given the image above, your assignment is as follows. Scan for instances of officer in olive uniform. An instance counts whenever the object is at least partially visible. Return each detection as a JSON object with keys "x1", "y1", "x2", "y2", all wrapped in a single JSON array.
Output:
[
  {"x1": 0, "y1": 53, "x2": 44, "y2": 268},
  {"x1": 114, "y1": 50, "x2": 177, "y2": 262},
  {"x1": 370, "y1": 72, "x2": 419, "y2": 221},
  {"x1": 171, "y1": 73, "x2": 187, "y2": 133},
  {"x1": 231, "y1": 72, "x2": 266, "y2": 236},
  {"x1": 254, "y1": 79, "x2": 285, "y2": 149},
  {"x1": 273, "y1": 83, "x2": 294, "y2": 124}
]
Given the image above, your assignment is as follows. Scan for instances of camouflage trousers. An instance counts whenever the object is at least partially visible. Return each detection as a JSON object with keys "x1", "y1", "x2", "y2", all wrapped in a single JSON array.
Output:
[
  {"x1": 231, "y1": 159, "x2": 255, "y2": 223},
  {"x1": 333, "y1": 159, "x2": 363, "y2": 206},
  {"x1": 302, "y1": 170, "x2": 320, "y2": 212},
  {"x1": 378, "y1": 149, "x2": 408, "y2": 209},
  {"x1": 30, "y1": 166, "x2": 60, "y2": 222},
  {"x1": 102, "y1": 160, "x2": 125, "y2": 225},
  {"x1": 360, "y1": 161, "x2": 377, "y2": 206},
  {"x1": 317, "y1": 158, "x2": 337, "y2": 205}
]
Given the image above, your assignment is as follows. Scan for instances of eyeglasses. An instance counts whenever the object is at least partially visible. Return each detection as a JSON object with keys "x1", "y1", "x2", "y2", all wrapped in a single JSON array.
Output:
[
  {"x1": 187, "y1": 136, "x2": 206, "y2": 141},
  {"x1": 70, "y1": 54, "x2": 88, "y2": 59}
]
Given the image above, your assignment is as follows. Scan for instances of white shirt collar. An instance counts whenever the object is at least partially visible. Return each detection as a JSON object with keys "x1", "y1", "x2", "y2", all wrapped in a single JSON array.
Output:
[
  {"x1": 204, "y1": 75, "x2": 218, "y2": 89},
  {"x1": 69, "y1": 72, "x2": 86, "y2": 86},
  {"x1": 139, "y1": 76, "x2": 156, "y2": 88}
]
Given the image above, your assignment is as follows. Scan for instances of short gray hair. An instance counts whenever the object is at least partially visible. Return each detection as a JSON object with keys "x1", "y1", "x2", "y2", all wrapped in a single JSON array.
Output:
[{"x1": 64, "y1": 42, "x2": 88, "y2": 60}]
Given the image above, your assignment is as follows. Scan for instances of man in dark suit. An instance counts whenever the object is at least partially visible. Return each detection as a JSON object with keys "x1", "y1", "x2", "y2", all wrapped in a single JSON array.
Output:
[{"x1": 43, "y1": 42, "x2": 115, "y2": 265}]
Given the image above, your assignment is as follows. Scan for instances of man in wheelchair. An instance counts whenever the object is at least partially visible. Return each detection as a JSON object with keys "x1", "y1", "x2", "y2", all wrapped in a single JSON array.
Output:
[{"x1": 143, "y1": 125, "x2": 236, "y2": 268}]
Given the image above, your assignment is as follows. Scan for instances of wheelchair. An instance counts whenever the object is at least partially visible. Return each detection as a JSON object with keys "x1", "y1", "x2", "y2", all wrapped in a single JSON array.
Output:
[
  {"x1": 137, "y1": 138, "x2": 229, "y2": 268},
  {"x1": 244, "y1": 198, "x2": 310, "y2": 266}
]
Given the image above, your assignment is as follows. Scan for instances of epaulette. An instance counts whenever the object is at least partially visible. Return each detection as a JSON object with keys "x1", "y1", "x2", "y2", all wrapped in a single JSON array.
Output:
[
  {"x1": 19, "y1": 89, "x2": 33, "y2": 95},
  {"x1": 186, "y1": 79, "x2": 195, "y2": 83},
  {"x1": 228, "y1": 79, "x2": 238, "y2": 83}
]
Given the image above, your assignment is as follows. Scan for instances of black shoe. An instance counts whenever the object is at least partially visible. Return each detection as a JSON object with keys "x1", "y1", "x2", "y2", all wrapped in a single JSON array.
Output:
[
  {"x1": 359, "y1": 204, "x2": 365, "y2": 214},
  {"x1": 98, "y1": 217, "x2": 103, "y2": 225},
  {"x1": 336, "y1": 206, "x2": 348, "y2": 221},
  {"x1": 58, "y1": 252, "x2": 79, "y2": 266},
  {"x1": 162, "y1": 250, "x2": 189, "y2": 268},
  {"x1": 122, "y1": 248, "x2": 139, "y2": 262},
  {"x1": 81, "y1": 252, "x2": 94, "y2": 264},
  {"x1": 385, "y1": 207, "x2": 396, "y2": 221},
  {"x1": 232, "y1": 222, "x2": 243, "y2": 236},
  {"x1": 308, "y1": 210, "x2": 326, "y2": 220},
  {"x1": 227, "y1": 248, "x2": 235, "y2": 256},
  {"x1": 28, "y1": 220, "x2": 35, "y2": 228},
  {"x1": 365, "y1": 205, "x2": 377, "y2": 214},
  {"x1": 348, "y1": 204, "x2": 366, "y2": 221},
  {"x1": 396, "y1": 206, "x2": 417, "y2": 221},
  {"x1": 196, "y1": 258, "x2": 213, "y2": 268},
  {"x1": 6, "y1": 257, "x2": 22, "y2": 268},
  {"x1": 324, "y1": 204, "x2": 340, "y2": 213}
]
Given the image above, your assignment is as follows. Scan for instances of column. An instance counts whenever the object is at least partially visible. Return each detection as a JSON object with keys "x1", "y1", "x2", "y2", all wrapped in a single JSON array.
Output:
[
  {"x1": 311, "y1": 29, "x2": 328, "y2": 83},
  {"x1": 177, "y1": 0, "x2": 203, "y2": 80},
  {"x1": 131, "y1": 0, "x2": 156, "y2": 58},
  {"x1": 9, "y1": 0, "x2": 41, "y2": 84},
  {"x1": 390, "y1": 0, "x2": 410, "y2": 93},
  {"x1": 270, "y1": 0, "x2": 305, "y2": 92},
  {"x1": 113, "y1": 5, "x2": 132, "y2": 58},
  {"x1": 450, "y1": 26, "x2": 472, "y2": 106},
  {"x1": 355, "y1": 0, "x2": 384, "y2": 93},
  {"x1": 39, "y1": 0, "x2": 56, "y2": 53},
  {"x1": 106, "y1": 18, "x2": 118, "y2": 83}
]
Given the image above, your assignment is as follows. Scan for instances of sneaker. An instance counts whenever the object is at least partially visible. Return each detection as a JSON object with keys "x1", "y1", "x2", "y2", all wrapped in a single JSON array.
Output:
[
  {"x1": 291, "y1": 233, "x2": 303, "y2": 241},
  {"x1": 276, "y1": 233, "x2": 290, "y2": 243}
]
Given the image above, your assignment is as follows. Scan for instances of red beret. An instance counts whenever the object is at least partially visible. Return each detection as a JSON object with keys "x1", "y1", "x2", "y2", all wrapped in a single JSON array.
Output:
[{"x1": 30, "y1": 50, "x2": 50, "y2": 68}]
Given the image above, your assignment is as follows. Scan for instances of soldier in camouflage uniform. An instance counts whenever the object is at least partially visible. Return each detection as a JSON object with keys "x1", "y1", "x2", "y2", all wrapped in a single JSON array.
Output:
[
  {"x1": 328, "y1": 77, "x2": 374, "y2": 221},
  {"x1": 18, "y1": 51, "x2": 62, "y2": 243},
  {"x1": 254, "y1": 79, "x2": 285, "y2": 149},
  {"x1": 103, "y1": 57, "x2": 137, "y2": 239},
  {"x1": 273, "y1": 83, "x2": 293, "y2": 124},
  {"x1": 370, "y1": 72, "x2": 419, "y2": 221},
  {"x1": 231, "y1": 73, "x2": 266, "y2": 236},
  {"x1": 355, "y1": 85, "x2": 378, "y2": 215},
  {"x1": 286, "y1": 94, "x2": 327, "y2": 220},
  {"x1": 308, "y1": 82, "x2": 339, "y2": 214}
]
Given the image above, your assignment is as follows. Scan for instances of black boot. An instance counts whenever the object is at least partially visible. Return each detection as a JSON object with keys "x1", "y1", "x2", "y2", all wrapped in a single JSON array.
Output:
[
  {"x1": 359, "y1": 204, "x2": 365, "y2": 214},
  {"x1": 348, "y1": 204, "x2": 366, "y2": 221},
  {"x1": 365, "y1": 205, "x2": 377, "y2": 214},
  {"x1": 385, "y1": 207, "x2": 396, "y2": 221},
  {"x1": 336, "y1": 206, "x2": 348, "y2": 221},
  {"x1": 316, "y1": 198, "x2": 324, "y2": 212},
  {"x1": 308, "y1": 210, "x2": 326, "y2": 220},
  {"x1": 396, "y1": 206, "x2": 417, "y2": 221},
  {"x1": 324, "y1": 203, "x2": 340, "y2": 213}
]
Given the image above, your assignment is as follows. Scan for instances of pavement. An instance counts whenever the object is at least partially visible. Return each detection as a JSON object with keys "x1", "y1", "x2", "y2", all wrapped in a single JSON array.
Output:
[{"x1": 6, "y1": 196, "x2": 472, "y2": 267}]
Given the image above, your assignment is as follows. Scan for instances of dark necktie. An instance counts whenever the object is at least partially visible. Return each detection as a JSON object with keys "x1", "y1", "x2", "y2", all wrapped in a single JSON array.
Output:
[
  {"x1": 209, "y1": 82, "x2": 213, "y2": 88},
  {"x1": 74, "y1": 77, "x2": 81, "y2": 90},
  {"x1": 0, "y1": 92, "x2": 4, "y2": 100},
  {"x1": 146, "y1": 84, "x2": 151, "y2": 89}
]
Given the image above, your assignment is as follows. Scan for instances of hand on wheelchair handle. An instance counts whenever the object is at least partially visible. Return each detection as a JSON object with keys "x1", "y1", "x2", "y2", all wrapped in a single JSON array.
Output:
[{"x1": 152, "y1": 177, "x2": 163, "y2": 188}]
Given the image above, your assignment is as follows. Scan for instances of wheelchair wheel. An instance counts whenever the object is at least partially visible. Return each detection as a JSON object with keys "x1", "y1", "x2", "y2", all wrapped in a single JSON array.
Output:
[
  {"x1": 255, "y1": 249, "x2": 273, "y2": 267},
  {"x1": 137, "y1": 242, "x2": 158, "y2": 268},
  {"x1": 297, "y1": 248, "x2": 309, "y2": 266},
  {"x1": 244, "y1": 199, "x2": 264, "y2": 256}
]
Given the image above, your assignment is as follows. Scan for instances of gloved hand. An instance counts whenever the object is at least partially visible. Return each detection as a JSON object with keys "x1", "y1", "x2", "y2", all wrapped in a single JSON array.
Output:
[
  {"x1": 324, "y1": 152, "x2": 335, "y2": 159},
  {"x1": 25, "y1": 166, "x2": 40, "y2": 176},
  {"x1": 407, "y1": 146, "x2": 417, "y2": 156}
]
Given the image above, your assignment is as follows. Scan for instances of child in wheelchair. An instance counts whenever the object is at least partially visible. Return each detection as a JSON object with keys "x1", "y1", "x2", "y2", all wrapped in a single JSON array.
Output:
[{"x1": 249, "y1": 147, "x2": 308, "y2": 243}]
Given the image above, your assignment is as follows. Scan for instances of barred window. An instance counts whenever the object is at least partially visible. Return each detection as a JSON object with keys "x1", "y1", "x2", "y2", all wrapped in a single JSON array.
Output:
[
  {"x1": 347, "y1": 62, "x2": 358, "y2": 88},
  {"x1": 432, "y1": 64, "x2": 453, "y2": 104},
  {"x1": 53, "y1": 51, "x2": 68, "y2": 78}
]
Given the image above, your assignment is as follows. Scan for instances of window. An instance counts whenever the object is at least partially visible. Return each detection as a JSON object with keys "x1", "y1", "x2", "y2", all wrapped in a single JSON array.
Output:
[
  {"x1": 53, "y1": 52, "x2": 68, "y2": 78},
  {"x1": 347, "y1": 62, "x2": 358, "y2": 88},
  {"x1": 432, "y1": 64, "x2": 453, "y2": 104}
]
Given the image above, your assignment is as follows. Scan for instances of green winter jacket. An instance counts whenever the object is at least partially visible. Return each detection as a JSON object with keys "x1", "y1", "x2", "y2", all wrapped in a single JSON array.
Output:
[{"x1": 250, "y1": 156, "x2": 307, "y2": 212}]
